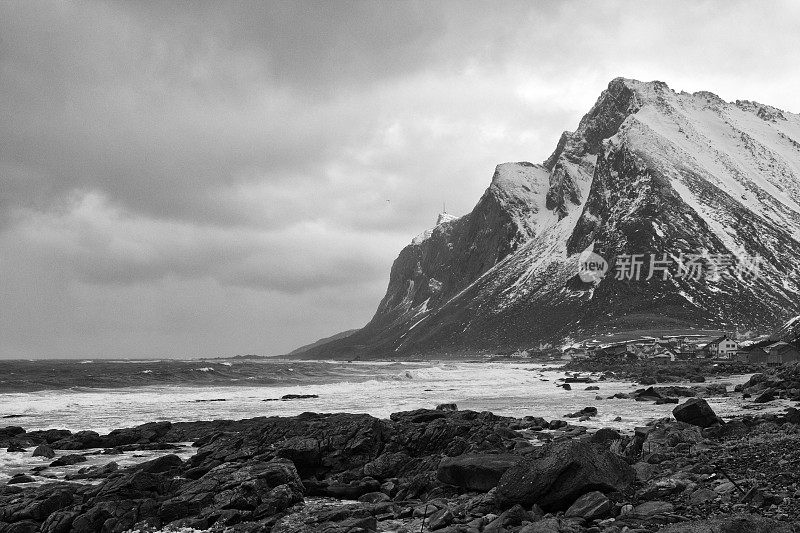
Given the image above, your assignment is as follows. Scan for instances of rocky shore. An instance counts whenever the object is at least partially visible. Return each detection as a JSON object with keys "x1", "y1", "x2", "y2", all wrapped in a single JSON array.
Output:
[
  {"x1": 2, "y1": 366, "x2": 800, "y2": 533},
  {"x1": 561, "y1": 359, "x2": 762, "y2": 387}
]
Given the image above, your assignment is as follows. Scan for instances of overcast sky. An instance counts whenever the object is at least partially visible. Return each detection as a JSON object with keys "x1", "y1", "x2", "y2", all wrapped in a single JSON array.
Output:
[{"x1": 1, "y1": 1, "x2": 799, "y2": 358}]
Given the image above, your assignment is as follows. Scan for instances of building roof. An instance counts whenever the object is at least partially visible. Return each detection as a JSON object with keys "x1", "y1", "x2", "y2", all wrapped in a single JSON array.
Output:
[{"x1": 702, "y1": 334, "x2": 736, "y2": 350}]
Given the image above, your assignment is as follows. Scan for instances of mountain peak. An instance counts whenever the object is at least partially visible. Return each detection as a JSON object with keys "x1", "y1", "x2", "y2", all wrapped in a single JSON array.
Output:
[{"x1": 295, "y1": 79, "x2": 800, "y2": 359}]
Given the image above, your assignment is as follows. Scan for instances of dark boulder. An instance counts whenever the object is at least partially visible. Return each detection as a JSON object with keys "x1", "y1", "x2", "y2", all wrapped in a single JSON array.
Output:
[
  {"x1": 102, "y1": 421, "x2": 172, "y2": 447},
  {"x1": 590, "y1": 428, "x2": 621, "y2": 445},
  {"x1": 32, "y1": 444, "x2": 56, "y2": 459},
  {"x1": 159, "y1": 458, "x2": 303, "y2": 523},
  {"x1": 134, "y1": 453, "x2": 183, "y2": 474},
  {"x1": 280, "y1": 394, "x2": 319, "y2": 400},
  {"x1": 65, "y1": 461, "x2": 119, "y2": 481},
  {"x1": 51, "y1": 431, "x2": 102, "y2": 450},
  {"x1": 362, "y1": 452, "x2": 411, "y2": 479},
  {"x1": 437, "y1": 454, "x2": 521, "y2": 492},
  {"x1": 565, "y1": 407, "x2": 597, "y2": 418},
  {"x1": 50, "y1": 454, "x2": 87, "y2": 467},
  {"x1": 564, "y1": 490, "x2": 612, "y2": 520},
  {"x1": 754, "y1": 390, "x2": 776, "y2": 403},
  {"x1": 672, "y1": 398, "x2": 721, "y2": 428},
  {"x1": 7, "y1": 474, "x2": 36, "y2": 485},
  {"x1": 389, "y1": 409, "x2": 449, "y2": 423},
  {"x1": 496, "y1": 440, "x2": 633, "y2": 510}
]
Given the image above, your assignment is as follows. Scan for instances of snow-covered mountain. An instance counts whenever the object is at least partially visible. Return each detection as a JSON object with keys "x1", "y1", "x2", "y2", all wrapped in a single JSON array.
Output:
[{"x1": 297, "y1": 78, "x2": 800, "y2": 358}]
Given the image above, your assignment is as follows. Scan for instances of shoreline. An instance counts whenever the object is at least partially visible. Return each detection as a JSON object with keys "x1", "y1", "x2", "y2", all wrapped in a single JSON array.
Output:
[{"x1": 2, "y1": 366, "x2": 800, "y2": 531}]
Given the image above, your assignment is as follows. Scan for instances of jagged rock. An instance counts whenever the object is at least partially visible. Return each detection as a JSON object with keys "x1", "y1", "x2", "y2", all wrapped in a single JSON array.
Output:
[
  {"x1": 437, "y1": 454, "x2": 520, "y2": 492},
  {"x1": 496, "y1": 440, "x2": 634, "y2": 510},
  {"x1": 426, "y1": 507, "x2": 453, "y2": 530},
  {"x1": 65, "y1": 461, "x2": 118, "y2": 481},
  {"x1": 754, "y1": 390, "x2": 776, "y2": 403},
  {"x1": 673, "y1": 398, "x2": 721, "y2": 428},
  {"x1": 435, "y1": 403, "x2": 458, "y2": 411},
  {"x1": 158, "y1": 458, "x2": 303, "y2": 524},
  {"x1": 563, "y1": 490, "x2": 612, "y2": 520}
]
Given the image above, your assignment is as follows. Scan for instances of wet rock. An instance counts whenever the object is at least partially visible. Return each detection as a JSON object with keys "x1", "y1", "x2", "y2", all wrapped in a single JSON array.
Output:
[
  {"x1": 51, "y1": 430, "x2": 102, "y2": 450},
  {"x1": 496, "y1": 440, "x2": 634, "y2": 510},
  {"x1": 6, "y1": 444, "x2": 27, "y2": 453},
  {"x1": 65, "y1": 461, "x2": 119, "y2": 481},
  {"x1": 134, "y1": 453, "x2": 183, "y2": 474},
  {"x1": 563, "y1": 490, "x2": 612, "y2": 520},
  {"x1": 672, "y1": 398, "x2": 721, "y2": 428},
  {"x1": 49, "y1": 454, "x2": 87, "y2": 467},
  {"x1": 7, "y1": 473, "x2": 36, "y2": 485},
  {"x1": 427, "y1": 507, "x2": 453, "y2": 530},
  {"x1": 159, "y1": 458, "x2": 303, "y2": 523},
  {"x1": 655, "y1": 397, "x2": 679, "y2": 404},
  {"x1": 435, "y1": 403, "x2": 458, "y2": 411},
  {"x1": 754, "y1": 390, "x2": 776, "y2": 403},
  {"x1": 590, "y1": 428, "x2": 621, "y2": 445},
  {"x1": 565, "y1": 407, "x2": 597, "y2": 419},
  {"x1": 437, "y1": 454, "x2": 520, "y2": 492},
  {"x1": 362, "y1": 451, "x2": 410, "y2": 479},
  {"x1": 357, "y1": 491, "x2": 390, "y2": 503},
  {"x1": 389, "y1": 409, "x2": 449, "y2": 423},
  {"x1": 32, "y1": 444, "x2": 56, "y2": 459},
  {"x1": 280, "y1": 394, "x2": 319, "y2": 400}
]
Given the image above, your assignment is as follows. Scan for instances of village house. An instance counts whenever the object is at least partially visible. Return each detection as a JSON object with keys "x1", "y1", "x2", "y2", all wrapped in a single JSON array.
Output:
[
  {"x1": 649, "y1": 347, "x2": 677, "y2": 361},
  {"x1": 765, "y1": 342, "x2": 800, "y2": 365},
  {"x1": 736, "y1": 345, "x2": 769, "y2": 364},
  {"x1": 701, "y1": 334, "x2": 739, "y2": 359}
]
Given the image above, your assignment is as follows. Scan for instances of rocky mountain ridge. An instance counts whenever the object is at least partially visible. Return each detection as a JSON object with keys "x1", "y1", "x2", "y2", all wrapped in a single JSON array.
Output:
[{"x1": 295, "y1": 78, "x2": 800, "y2": 359}]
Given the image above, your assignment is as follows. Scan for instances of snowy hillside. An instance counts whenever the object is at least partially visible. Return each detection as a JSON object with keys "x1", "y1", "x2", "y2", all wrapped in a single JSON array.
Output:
[{"x1": 296, "y1": 78, "x2": 800, "y2": 359}]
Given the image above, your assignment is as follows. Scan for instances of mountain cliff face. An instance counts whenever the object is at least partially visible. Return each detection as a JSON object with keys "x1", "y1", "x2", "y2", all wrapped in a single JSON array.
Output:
[{"x1": 299, "y1": 78, "x2": 800, "y2": 358}]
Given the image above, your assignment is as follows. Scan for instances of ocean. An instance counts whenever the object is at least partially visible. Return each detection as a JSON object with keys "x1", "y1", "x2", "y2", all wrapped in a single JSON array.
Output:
[{"x1": 0, "y1": 358, "x2": 781, "y2": 485}]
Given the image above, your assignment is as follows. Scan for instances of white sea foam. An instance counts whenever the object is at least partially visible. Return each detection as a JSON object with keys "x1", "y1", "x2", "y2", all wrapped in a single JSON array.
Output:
[
  {"x1": 0, "y1": 361, "x2": 784, "y2": 488},
  {"x1": 0, "y1": 362, "x2": 764, "y2": 435}
]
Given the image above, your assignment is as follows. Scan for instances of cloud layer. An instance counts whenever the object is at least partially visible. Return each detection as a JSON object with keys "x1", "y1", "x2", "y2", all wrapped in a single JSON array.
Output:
[{"x1": 2, "y1": 0, "x2": 799, "y2": 357}]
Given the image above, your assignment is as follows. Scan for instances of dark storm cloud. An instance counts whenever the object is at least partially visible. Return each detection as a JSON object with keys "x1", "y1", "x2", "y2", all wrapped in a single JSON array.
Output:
[{"x1": 1, "y1": 0, "x2": 799, "y2": 357}]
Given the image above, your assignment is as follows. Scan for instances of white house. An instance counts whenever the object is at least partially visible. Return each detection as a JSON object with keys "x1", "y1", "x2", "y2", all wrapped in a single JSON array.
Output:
[{"x1": 703, "y1": 335, "x2": 739, "y2": 359}]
